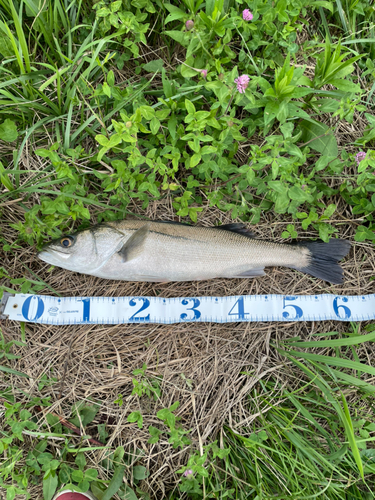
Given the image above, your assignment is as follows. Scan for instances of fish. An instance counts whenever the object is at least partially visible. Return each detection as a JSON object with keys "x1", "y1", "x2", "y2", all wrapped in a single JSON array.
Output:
[{"x1": 37, "y1": 220, "x2": 351, "y2": 284}]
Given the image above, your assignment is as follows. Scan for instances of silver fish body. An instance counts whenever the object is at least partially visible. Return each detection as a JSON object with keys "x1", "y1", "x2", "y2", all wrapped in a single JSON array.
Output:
[{"x1": 38, "y1": 220, "x2": 351, "y2": 284}]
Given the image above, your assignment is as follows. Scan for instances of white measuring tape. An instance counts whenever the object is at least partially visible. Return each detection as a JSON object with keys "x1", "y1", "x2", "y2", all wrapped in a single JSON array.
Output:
[{"x1": 1, "y1": 293, "x2": 374, "y2": 324}]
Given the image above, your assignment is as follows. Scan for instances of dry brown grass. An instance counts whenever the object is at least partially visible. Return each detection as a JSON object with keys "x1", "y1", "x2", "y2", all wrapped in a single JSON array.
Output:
[
  {"x1": 1, "y1": 25, "x2": 375, "y2": 497},
  {"x1": 1, "y1": 192, "x2": 374, "y2": 498}
]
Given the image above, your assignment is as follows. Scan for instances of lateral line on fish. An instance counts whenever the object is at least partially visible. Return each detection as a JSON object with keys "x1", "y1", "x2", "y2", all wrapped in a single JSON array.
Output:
[{"x1": 106, "y1": 223, "x2": 193, "y2": 242}]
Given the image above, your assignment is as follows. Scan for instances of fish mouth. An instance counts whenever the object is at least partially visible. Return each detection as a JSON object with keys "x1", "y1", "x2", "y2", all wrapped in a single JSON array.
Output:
[{"x1": 38, "y1": 248, "x2": 72, "y2": 263}]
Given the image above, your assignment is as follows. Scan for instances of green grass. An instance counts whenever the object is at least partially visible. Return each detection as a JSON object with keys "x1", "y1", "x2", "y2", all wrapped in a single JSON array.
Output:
[{"x1": 0, "y1": 0, "x2": 375, "y2": 498}]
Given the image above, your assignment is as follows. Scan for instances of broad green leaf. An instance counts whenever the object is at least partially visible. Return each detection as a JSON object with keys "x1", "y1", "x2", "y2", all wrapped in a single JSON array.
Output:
[
  {"x1": 122, "y1": 485, "x2": 138, "y2": 500},
  {"x1": 90, "y1": 481, "x2": 107, "y2": 500},
  {"x1": 80, "y1": 405, "x2": 100, "y2": 427},
  {"x1": 318, "y1": 223, "x2": 330, "y2": 241},
  {"x1": 354, "y1": 226, "x2": 375, "y2": 242},
  {"x1": 111, "y1": 1, "x2": 122, "y2": 12},
  {"x1": 164, "y1": 30, "x2": 188, "y2": 46},
  {"x1": 6, "y1": 486, "x2": 16, "y2": 500},
  {"x1": 165, "y1": 12, "x2": 185, "y2": 23},
  {"x1": 43, "y1": 471, "x2": 58, "y2": 500},
  {"x1": 268, "y1": 180, "x2": 287, "y2": 194},
  {"x1": 0, "y1": 119, "x2": 18, "y2": 142},
  {"x1": 102, "y1": 82, "x2": 111, "y2": 98},
  {"x1": 85, "y1": 469, "x2": 98, "y2": 481},
  {"x1": 95, "y1": 135, "x2": 109, "y2": 147},
  {"x1": 71, "y1": 469, "x2": 84, "y2": 482},
  {"x1": 276, "y1": 100, "x2": 288, "y2": 123},
  {"x1": 139, "y1": 105, "x2": 154, "y2": 120},
  {"x1": 35, "y1": 148, "x2": 51, "y2": 158},
  {"x1": 150, "y1": 117, "x2": 160, "y2": 135},
  {"x1": 330, "y1": 79, "x2": 361, "y2": 93},
  {"x1": 185, "y1": 99, "x2": 196, "y2": 115},
  {"x1": 108, "y1": 135, "x2": 121, "y2": 148},
  {"x1": 314, "y1": 99, "x2": 340, "y2": 113},
  {"x1": 143, "y1": 59, "x2": 164, "y2": 72},
  {"x1": 323, "y1": 203, "x2": 336, "y2": 217},
  {"x1": 310, "y1": 1, "x2": 334, "y2": 12},
  {"x1": 190, "y1": 153, "x2": 201, "y2": 168},
  {"x1": 274, "y1": 192, "x2": 290, "y2": 213},
  {"x1": 315, "y1": 155, "x2": 336, "y2": 171},
  {"x1": 155, "y1": 109, "x2": 170, "y2": 120},
  {"x1": 101, "y1": 466, "x2": 125, "y2": 500},
  {"x1": 264, "y1": 101, "x2": 279, "y2": 126},
  {"x1": 288, "y1": 186, "x2": 306, "y2": 202},
  {"x1": 299, "y1": 120, "x2": 338, "y2": 156},
  {"x1": 133, "y1": 465, "x2": 148, "y2": 480},
  {"x1": 195, "y1": 465, "x2": 209, "y2": 477}
]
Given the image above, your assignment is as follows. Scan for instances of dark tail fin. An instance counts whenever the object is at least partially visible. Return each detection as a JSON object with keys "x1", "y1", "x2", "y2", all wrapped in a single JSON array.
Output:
[{"x1": 293, "y1": 239, "x2": 351, "y2": 284}]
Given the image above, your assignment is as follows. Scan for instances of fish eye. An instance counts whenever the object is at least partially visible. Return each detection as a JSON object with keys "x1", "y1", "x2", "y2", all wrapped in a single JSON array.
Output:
[{"x1": 60, "y1": 236, "x2": 75, "y2": 248}]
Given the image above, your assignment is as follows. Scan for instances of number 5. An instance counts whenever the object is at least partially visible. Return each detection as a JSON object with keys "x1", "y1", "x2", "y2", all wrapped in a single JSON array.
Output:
[{"x1": 282, "y1": 296, "x2": 303, "y2": 319}]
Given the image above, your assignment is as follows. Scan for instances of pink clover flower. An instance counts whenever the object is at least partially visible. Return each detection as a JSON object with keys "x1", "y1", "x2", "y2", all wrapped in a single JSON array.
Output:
[
  {"x1": 242, "y1": 9, "x2": 253, "y2": 21},
  {"x1": 355, "y1": 151, "x2": 366, "y2": 165},
  {"x1": 234, "y1": 74, "x2": 250, "y2": 94}
]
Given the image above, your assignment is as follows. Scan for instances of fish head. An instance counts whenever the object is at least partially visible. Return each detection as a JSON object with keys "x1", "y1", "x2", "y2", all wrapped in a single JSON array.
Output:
[{"x1": 38, "y1": 226, "x2": 124, "y2": 274}]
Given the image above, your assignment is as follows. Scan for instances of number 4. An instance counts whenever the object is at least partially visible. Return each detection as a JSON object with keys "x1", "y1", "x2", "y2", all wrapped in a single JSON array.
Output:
[{"x1": 228, "y1": 297, "x2": 248, "y2": 320}]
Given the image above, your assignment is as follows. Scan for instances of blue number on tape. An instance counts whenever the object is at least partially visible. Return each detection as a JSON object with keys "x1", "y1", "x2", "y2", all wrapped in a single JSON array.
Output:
[
  {"x1": 333, "y1": 297, "x2": 351, "y2": 319},
  {"x1": 82, "y1": 298, "x2": 91, "y2": 322},
  {"x1": 180, "y1": 299, "x2": 201, "y2": 320},
  {"x1": 129, "y1": 298, "x2": 150, "y2": 321},
  {"x1": 282, "y1": 296, "x2": 303, "y2": 319},
  {"x1": 228, "y1": 297, "x2": 248, "y2": 320},
  {"x1": 22, "y1": 296, "x2": 45, "y2": 321}
]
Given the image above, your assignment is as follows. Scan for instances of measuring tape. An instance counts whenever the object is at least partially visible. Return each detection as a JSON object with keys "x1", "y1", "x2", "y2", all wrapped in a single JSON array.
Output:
[{"x1": 1, "y1": 293, "x2": 374, "y2": 324}]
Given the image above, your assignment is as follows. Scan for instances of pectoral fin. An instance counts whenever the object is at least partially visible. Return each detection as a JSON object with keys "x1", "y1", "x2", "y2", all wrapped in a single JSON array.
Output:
[{"x1": 118, "y1": 223, "x2": 150, "y2": 262}]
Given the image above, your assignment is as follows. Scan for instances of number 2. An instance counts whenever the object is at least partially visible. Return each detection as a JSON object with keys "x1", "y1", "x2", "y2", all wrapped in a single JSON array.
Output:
[{"x1": 129, "y1": 298, "x2": 150, "y2": 321}]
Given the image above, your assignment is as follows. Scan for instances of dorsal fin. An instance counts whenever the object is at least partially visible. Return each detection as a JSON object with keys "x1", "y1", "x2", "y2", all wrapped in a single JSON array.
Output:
[
  {"x1": 158, "y1": 220, "x2": 191, "y2": 226},
  {"x1": 216, "y1": 223, "x2": 256, "y2": 238}
]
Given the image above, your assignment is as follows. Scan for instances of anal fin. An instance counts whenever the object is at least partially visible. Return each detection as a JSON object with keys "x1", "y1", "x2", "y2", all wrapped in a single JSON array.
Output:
[{"x1": 231, "y1": 268, "x2": 265, "y2": 278}]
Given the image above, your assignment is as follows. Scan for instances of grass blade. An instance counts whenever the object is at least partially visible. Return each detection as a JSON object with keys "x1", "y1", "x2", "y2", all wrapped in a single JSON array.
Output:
[
  {"x1": 341, "y1": 393, "x2": 364, "y2": 479},
  {"x1": 0, "y1": 365, "x2": 30, "y2": 377},
  {"x1": 279, "y1": 348, "x2": 375, "y2": 377},
  {"x1": 285, "y1": 329, "x2": 375, "y2": 348}
]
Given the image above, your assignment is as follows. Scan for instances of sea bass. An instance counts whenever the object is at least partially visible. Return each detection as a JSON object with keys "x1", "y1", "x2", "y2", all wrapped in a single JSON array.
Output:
[{"x1": 38, "y1": 220, "x2": 351, "y2": 284}]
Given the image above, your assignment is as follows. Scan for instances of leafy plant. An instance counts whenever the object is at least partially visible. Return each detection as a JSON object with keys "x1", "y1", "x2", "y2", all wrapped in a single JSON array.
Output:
[
  {"x1": 156, "y1": 401, "x2": 191, "y2": 449},
  {"x1": 131, "y1": 363, "x2": 162, "y2": 400}
]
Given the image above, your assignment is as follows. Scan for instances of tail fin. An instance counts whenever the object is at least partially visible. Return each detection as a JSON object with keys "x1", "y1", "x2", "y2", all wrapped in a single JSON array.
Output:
[{"x1": 293, "y1": 239, "x2": 351, "y2": 284}]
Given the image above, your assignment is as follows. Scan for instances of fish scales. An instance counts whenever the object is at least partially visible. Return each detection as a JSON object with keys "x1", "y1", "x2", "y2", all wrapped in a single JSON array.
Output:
[
  {"x1": 102, "y1": 221, "x2": 305, "y2": 281},
  {"x1": 38, "y1": 220, "x2": 351, "y2": 284}
]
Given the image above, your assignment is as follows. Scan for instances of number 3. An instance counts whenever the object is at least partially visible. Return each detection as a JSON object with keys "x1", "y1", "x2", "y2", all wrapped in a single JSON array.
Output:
[{"x1": 180, "y1": 299, "x2": 201, "y2": 320}]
